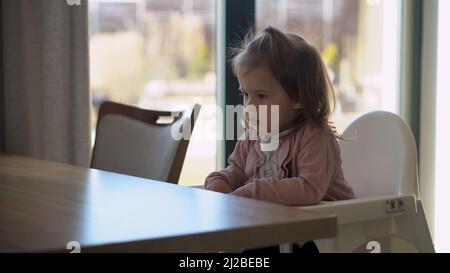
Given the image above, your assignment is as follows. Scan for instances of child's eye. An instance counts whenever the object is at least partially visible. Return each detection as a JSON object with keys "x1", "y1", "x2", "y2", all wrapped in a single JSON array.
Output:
[
  {"x1": 239, "y1": 92, "x2": 248, "y2": 98},
  {"x1": 257, "y1": 94, "x2": 267, "y2": 100}
]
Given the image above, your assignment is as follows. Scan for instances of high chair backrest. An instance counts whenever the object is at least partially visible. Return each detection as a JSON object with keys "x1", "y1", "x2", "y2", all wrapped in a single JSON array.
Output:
[
  {"x1": 91, "y1": 101, "x2": 200, "y2": 184},
  {"x1": 338, "y1": 111, "x2": 419, "y2": 198}
]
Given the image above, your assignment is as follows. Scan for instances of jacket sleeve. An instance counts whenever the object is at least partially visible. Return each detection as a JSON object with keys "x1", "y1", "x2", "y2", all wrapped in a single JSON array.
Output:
[
  {"x1": 204, "y1": 139, "x2": 250, "y2": 192},
  {"x1": 231, "y1": 127, "x2": 340, "y2": 205}
]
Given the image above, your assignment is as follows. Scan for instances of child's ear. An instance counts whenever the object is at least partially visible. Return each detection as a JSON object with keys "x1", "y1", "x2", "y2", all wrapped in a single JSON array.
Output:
[{"x1": 292, "y1": 102, "x2": 302, "y2": 110}]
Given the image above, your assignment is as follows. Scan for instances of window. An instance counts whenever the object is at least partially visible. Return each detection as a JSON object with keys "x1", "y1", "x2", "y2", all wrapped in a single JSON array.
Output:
[
  {"x1": 89, "y1": 0, "x2": 217, "y2": 185},
  {"x1": 435, "y1": 0, "x2": 450, "y2": 253},
  {"x1": 256, "y1": 0, "x2": 401, "y2": 131}
]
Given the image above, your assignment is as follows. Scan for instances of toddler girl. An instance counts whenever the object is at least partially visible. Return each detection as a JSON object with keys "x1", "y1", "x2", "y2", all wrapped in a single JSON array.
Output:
[{"x1": 204, "y1": 26, "x2": 355, "y2": 206}]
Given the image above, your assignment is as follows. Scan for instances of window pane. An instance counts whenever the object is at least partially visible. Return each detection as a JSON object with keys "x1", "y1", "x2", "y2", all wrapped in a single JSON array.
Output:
[
  {"x1": 435, "y1": 0, "x2": 450, "y2": 253},
  {"x1": 256, "y1": 0, "x2": 401, "y2": 131},
  {"x1": 89, "y1": 0, "x2": 216, "y2": 185}
]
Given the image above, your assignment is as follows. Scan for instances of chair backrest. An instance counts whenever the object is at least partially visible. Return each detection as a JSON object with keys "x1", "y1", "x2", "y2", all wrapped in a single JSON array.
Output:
[
  {"x1": 91, "y1": 101, "x2": 201, "y2": 183},
  {"x1": 338, "y1": 111, "x2": 419, "y2": 198}
]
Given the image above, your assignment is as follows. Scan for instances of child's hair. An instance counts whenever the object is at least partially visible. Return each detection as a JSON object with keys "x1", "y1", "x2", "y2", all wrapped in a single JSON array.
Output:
[{"x1": 230, "y1": 26, "x2": 339, "y2": 137}]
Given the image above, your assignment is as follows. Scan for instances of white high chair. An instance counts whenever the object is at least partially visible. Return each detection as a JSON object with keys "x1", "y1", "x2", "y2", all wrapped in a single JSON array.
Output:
[{"x1": 294, "y1": 111, "x2": 434, "y2": 253}]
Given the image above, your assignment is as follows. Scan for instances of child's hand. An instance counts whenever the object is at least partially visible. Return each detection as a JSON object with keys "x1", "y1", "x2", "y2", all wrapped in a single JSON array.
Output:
[
  {"x1": 205, "y1": 179, "x2": 233, "y2": 193},
  {"x1": 230, "y1": 186, "x2": 250, "y2": 198}
]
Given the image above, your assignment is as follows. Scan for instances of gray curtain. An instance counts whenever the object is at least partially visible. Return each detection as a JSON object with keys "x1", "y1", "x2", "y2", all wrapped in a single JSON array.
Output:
[{"x1": 1, "y1": 0, "x2": 91, "y2": 166}]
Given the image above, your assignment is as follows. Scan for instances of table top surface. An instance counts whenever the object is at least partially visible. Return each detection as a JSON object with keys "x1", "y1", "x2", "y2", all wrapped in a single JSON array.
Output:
[{"x1": 0, "y1": 154, "x2": 336, "y2": 252}]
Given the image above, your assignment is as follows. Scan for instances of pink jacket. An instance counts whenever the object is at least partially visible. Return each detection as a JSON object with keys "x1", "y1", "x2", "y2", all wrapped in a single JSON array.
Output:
[{"x1": 204, "y1": 122, "x2": 356, "y2": 205}]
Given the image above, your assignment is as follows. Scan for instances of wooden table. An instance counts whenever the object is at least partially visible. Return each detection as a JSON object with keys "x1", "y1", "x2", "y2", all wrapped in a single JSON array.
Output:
[{"x1": 0, "y1": 154, "x2": 336, "y2": 253}]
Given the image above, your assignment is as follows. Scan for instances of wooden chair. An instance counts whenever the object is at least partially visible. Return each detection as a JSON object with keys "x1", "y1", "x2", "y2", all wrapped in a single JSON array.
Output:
[{"x1": 91, "y1": 101, "x2": 201, "y2": 184}]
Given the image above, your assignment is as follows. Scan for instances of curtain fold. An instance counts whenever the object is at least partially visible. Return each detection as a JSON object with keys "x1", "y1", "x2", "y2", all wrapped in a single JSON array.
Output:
[{"x1": 1, "y1": 0, "x2": 90, "y2": 166}]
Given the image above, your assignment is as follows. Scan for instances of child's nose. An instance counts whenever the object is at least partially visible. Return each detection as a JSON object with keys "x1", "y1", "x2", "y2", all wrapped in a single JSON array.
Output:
[{"x1": 245, "y1": 95, "x2": 258, "y2": 107}]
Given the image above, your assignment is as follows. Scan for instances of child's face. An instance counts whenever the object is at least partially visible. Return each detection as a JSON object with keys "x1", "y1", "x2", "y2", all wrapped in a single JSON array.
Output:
[{"x1": 237, "y1": 66, "x2": 301, "y2": 134}]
